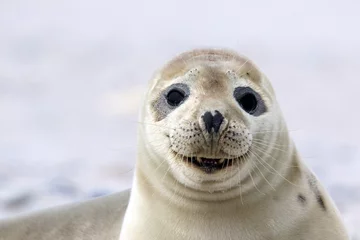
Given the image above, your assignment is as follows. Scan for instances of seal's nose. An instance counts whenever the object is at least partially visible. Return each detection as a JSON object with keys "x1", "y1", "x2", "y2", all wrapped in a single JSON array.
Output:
[{"x1": 202, "y1": 110, "x2": 224, "y2": 134}]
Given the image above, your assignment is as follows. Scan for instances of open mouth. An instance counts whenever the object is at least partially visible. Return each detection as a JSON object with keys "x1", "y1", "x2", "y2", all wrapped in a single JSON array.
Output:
[{"x1": 181, "y1": 156, "x2": 235, "y2": 174}]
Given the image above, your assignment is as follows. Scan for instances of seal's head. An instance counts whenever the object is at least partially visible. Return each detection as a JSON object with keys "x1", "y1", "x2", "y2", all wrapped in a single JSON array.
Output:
[{"x1": 139, "y1": 49, "x2": 287, "y2": 196}]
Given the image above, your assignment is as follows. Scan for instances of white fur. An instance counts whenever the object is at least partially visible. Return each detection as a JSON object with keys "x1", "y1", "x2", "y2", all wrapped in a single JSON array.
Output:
[{"x1": 120, "y1": 49, "x2": 349, "y2": 239}]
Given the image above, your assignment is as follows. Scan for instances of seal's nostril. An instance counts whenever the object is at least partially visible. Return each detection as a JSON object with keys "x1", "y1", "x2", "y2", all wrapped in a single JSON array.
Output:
[
  {"x1": 213, "y1": 111, "x2": 224, "y2": 133},
  {"x1": 202, "y1": 111, "x2": 213, "y2": 134},
  {"x1": 201, "y1": 110, "x2": 224, "y2": 134}
]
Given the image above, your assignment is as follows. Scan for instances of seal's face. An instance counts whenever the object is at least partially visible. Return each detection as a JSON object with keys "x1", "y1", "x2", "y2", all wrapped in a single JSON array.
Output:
[{"x1": 144, "y1": 49, "x2": 278, "y2": 192}]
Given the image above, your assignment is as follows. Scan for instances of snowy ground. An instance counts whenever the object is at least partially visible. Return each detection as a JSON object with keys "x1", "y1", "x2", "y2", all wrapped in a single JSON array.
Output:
[{"x1": 0, "y1": 0, "x2": 359, "y2": 238}]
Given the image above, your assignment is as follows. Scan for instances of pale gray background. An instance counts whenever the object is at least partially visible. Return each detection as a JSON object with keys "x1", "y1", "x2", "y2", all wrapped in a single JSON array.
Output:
[{"x1": 0, "y1": 0, "x2": 359, "y2": 238}]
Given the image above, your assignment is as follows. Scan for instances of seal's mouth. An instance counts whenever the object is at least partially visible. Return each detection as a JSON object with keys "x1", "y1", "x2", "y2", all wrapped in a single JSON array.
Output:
[{"x1": 180, "y1": 155, "x2": 236, "y2": 174}]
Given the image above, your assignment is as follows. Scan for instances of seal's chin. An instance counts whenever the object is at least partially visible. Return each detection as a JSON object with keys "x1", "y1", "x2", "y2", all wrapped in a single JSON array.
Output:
[{"x1": 174, "y1": 153, "x2": 245, "y2": 174}]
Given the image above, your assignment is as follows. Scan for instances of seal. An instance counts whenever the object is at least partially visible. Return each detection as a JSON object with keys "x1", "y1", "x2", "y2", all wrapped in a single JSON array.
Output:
[
  {"x1": 0, "y1": 190, "x2": 130, "y2": 240},
  {"x1": 119, "y1": 49, "x2": 349, "y2": 239},
  {"x1": 0, "y1": 49, "x2": 349, "y2": 240}
]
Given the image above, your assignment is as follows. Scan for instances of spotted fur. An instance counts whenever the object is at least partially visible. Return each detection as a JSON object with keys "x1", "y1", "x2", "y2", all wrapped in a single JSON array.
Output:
[{"x1": 307, "y1": 173, "x2": 328, "y2": 211}]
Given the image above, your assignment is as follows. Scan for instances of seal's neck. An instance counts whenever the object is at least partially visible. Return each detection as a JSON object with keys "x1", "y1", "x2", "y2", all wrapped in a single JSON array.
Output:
[
  {"x1": 121, "y1": 150, "x2": 303, "y2": 240},
  {"x1": 120, "y1": 125, "x2": 303, "y2": 239}
]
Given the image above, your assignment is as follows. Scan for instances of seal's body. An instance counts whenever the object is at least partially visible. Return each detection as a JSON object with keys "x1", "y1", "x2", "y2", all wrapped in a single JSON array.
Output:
[
  {"x1": 0, "y1": 49, "x2": 349, "y2": 240},
  {"x1": 0, "y1": 190, "x2": 130, "y2": 240},
  {"x1": 120, "y1": 49, "x2": 349, "y2": 240}
]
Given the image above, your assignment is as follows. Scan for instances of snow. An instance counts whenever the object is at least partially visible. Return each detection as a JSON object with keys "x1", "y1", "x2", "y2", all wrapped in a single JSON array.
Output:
[{"x1": 0, "y1": 0, "x2": 359, "y2": 238}]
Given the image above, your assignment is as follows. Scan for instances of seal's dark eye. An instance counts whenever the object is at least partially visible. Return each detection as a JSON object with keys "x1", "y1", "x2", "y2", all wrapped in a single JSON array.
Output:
[
  {"x1": 234, "y1": 87, "x2": 266, "y2": 116},
  {"x1": 238, "y1": 93, "x2": 257, "y2": 114},
  {"x1": 166, "y1": 89, "x2": 185, "y2": 106}
]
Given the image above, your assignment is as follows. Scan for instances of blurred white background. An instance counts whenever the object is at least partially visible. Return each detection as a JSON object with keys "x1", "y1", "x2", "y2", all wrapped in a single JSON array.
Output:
[{"x1": 0, "y1": 0, "x2": 359, "y2": 238}]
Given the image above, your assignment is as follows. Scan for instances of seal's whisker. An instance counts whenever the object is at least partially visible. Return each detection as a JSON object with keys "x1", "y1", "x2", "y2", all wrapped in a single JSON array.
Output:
[
  {"x1": 149, "y1": 147, "x2": 178, "y2": 187},
  {"x1": 248, "y1": 149, "x2": 276, "y2": 191},
  {"x1": 250, "y1": 144, "x2": 300, "y2": 168},
  {"x1": 165, "y1": 175, "x2": 180, "y2": 208},
  {"x1": 243, "y1": 150, "x2": 264, "y2": 196},
  {"x1": 158, "y1": 147, "x2": 188, "y2": 200},
  {"x1": 234, "y1": 59, "x2": 249, "y2": 74},
  {"x1": 252, "y1": 130, "x2": 291, "y2": 134},
  {"x1": 136, "y1": 145, "x2": 171, "y2": 189},
  {"x1": 250, "y1": 142, "x2": 277, "y2": 151},
  {"x1": 161, "y1": 165, "x2": 172, "y2": 183},
  {"x1": 152, "y1": 152, "x2": 170, "y2": 175},
  {"x1": 236, "y1": 160, "x2": 244, "y2": 205},
  {"x1": 251, "y1": 140, "x2": 289, "y2": 153},
  {"x1": 248, "y1": 166, "x2": 265, "y2": 196},
  {"x1": 251, "y1": 138, "x2": 292, "y2": 148},
  {"x1": 222, "y1": 152, "x2": 232, "y2": 182},
  {"x1": 250, "y1": 149, "x2": 303, "y2": 189}
]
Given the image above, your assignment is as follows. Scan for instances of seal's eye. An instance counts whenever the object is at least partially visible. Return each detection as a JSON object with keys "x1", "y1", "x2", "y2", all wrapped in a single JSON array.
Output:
[
  {"x1": 234, "y1": 87, "x2": 266, "y2": 116},
  {"x1": 166, "y1": 88, "x2": 185, "y2": 107},
  {"x1": 238, "y1": 93, "x2": 257, "y2": 114}
]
